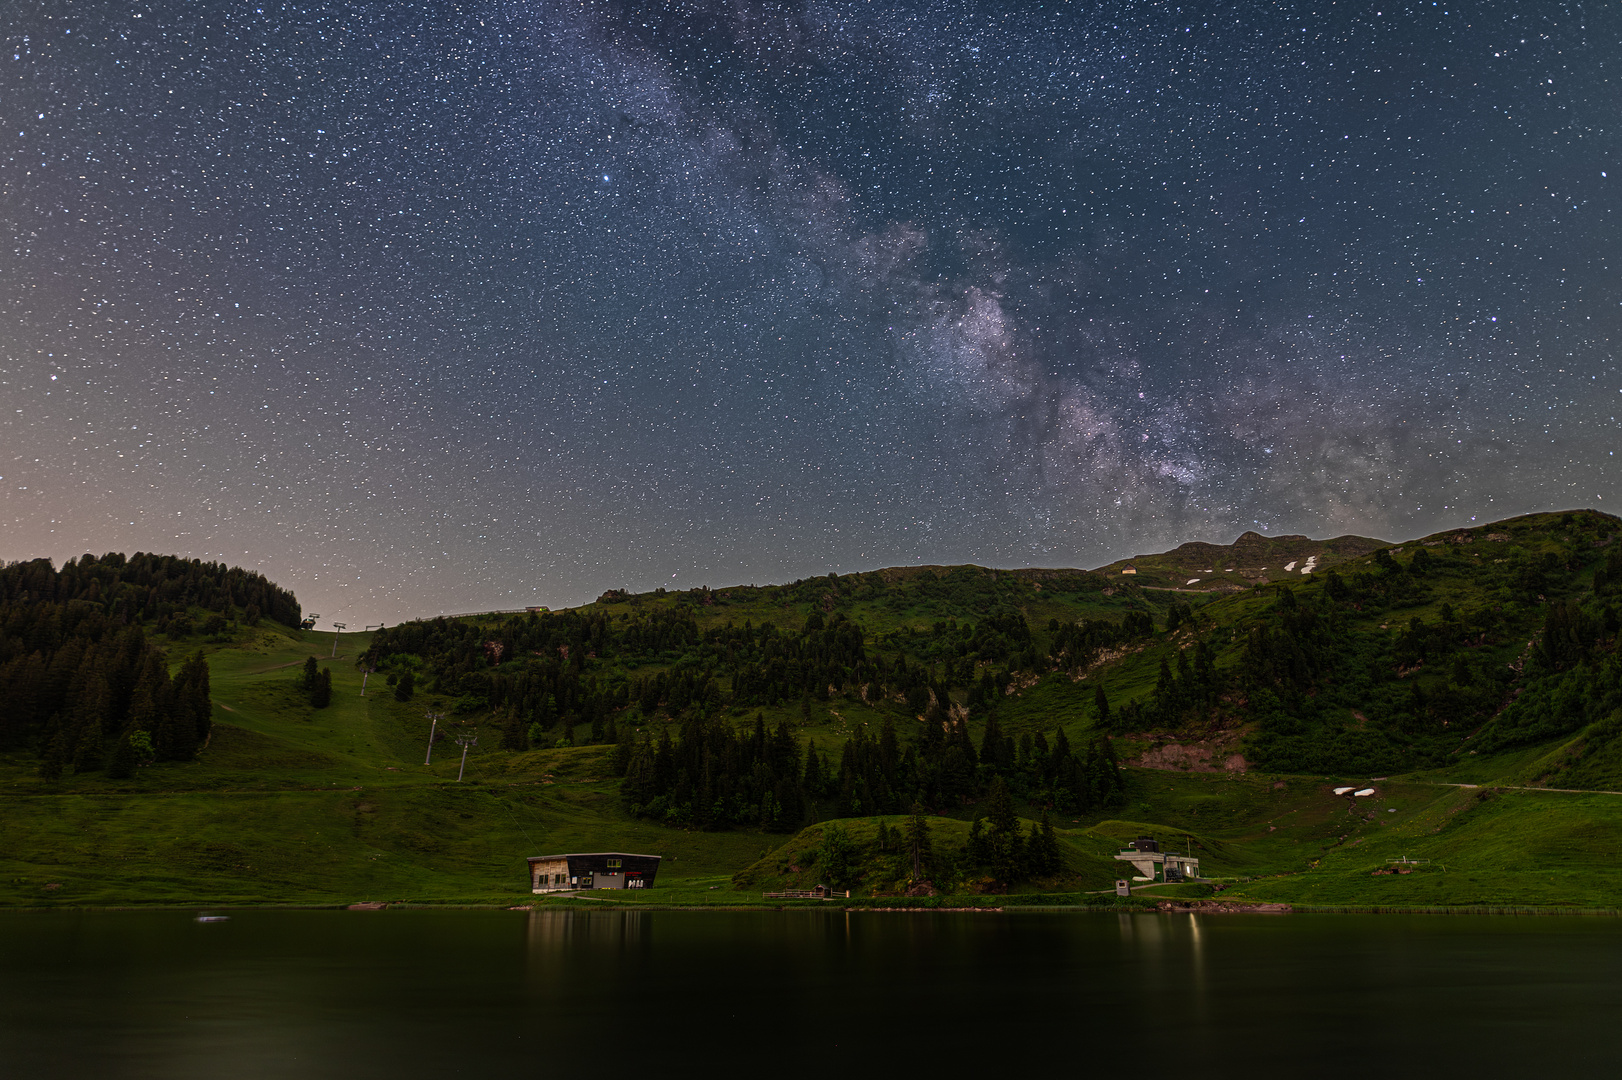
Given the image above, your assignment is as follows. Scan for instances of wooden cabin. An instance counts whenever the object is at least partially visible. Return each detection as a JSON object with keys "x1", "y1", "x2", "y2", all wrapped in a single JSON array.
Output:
[{"x1": 527, "y1": 852, "x2": 661, "y2": 893}]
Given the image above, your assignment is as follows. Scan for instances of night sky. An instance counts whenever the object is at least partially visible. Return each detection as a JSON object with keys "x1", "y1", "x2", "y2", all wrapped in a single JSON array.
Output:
[{"x1": 3, "y1": 1, "x2": 1618, "y2": 626}]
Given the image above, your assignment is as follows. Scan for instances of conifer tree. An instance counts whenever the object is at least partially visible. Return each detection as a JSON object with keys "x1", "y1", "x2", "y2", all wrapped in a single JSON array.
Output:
[
  {"x1": 1091, "y1": 736, "x2": 1125, "y2": 807},
  {"x1": 301, "y1": 655, "x2": 319, "y2": 692},
  {"x1": 126, "y1": 651, "x2": 169, "y2": 736},
  {"x1": 1, "y1": 652, "x2": 48, "y2": 740},
  {"x1": 1025, "y1": 819, "x2": 1044, "y2": 876},
  {"x1": 501, "y1": 708, "x2": 529, "y2": 751},
  {"x1": 106, "y1": 731, "x2": 137, "y2": 779},
  {"x1": 803, "y1": 745, "x2": 827, "y2": 800},
  {"x1": 69, "y1": 705, "x2": 106, "y2": 773},
  {"x1": 984, "y1": 776, "x2": 1024, "y2": 884},
  {"x1": 818, "y1": 822, "x2": 856, "y2": 890},
  {"x1": 174, "y1": 650, "x2": 212, "y2": 749},
  {"x1": 979, "y1": 713, "x2": 1005, "y2": 771},
  {"x1": 905, "y1": 802, "x2": 934, "y2": 880},
  {"x1": 769, "y1": 719, "x2": 801, "y2": 781},
  {"x1": 36, "y1": 747, "x2": 65, "y2": 782},
  {"x1": 310, "y1": 668, "x2": 333, "y2": 708},
  {"x1": 66, "y1": 660, "x2": 112, "y2": 772},
  {"x1": 621, "y1": 735, "x2": 657, "y2": 807},
  {"x1": 610, "y1": 723, "x2": 634, "y2": 777},
  {"x1": 1030, "y1": 809, "x2": 1062, "y2": 876},
  {"x1": 1094, "y1": 684, "x2": 1110, "y2": 730},
  {"x1": 967, "y1": 815, "x2": 989, "y2": 865},
  {"x1": 879, "y1": 718, "x2": 899, "y2": 777}
]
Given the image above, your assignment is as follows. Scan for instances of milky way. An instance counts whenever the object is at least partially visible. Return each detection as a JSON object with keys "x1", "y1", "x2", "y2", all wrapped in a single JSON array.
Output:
[{"x1": 2, "y1": 1, "x2": 1618, "y2": 624}]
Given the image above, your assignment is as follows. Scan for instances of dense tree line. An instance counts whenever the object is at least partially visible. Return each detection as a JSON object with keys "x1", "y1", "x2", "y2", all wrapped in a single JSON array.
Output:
[
  {"x1": 617, "y1": 709, "x2": 1125, "y2": 832},
  {"x1": 811, "y1": 788, "x2": 1066, "y2": 893},
  {"x1": 4, "y1": 622, "x2": 213, "y2": 778},
  {"x1": 964, "y1": 778, "x2": 1066, "y2": 884},
  {"x1": 0, "y1": 553, "x2": 293, "y2": 773},
  {"x1": 1473, "y1": 595, "x2": 1622, "y2": 754},
  {"x1": 361, "y1": 605, "x2": 1079, "y2": 742},
  {"x1": 1104, "y1": 521, "x2": 1621, "y2": 774},
  {"x1": 0, "y1": 552, "x2": 300, "y2": 632},
  {"x1": 1047, "y1": 611, "x2": 1155, "y2": 668}
]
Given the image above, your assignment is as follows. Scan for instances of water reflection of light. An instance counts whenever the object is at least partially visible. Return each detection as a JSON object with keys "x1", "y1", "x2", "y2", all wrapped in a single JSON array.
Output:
[
  {"x1": 1188, "y1": 913, "x2": 1207, "y2": 1025},
  {"x1": 526, "y1": 909, "x2": 644, "y2": 965},
  {"x1": 1135, "y1": 913, "x2": 1165, "y2": 953}
]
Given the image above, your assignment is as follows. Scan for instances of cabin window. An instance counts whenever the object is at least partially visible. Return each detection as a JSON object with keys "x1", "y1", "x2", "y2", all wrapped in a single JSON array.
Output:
[{"x1": 606, "y1": 858, "x2": 623, "y2": 869}]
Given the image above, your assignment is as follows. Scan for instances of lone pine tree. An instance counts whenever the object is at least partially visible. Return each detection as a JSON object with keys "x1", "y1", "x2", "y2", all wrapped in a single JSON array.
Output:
[
  {"x1": 310, "y1": 668, "x2": 333, "y2": 709},
  {"x1": 905, "y1": 802, "x2": 933, "y2": 880}
]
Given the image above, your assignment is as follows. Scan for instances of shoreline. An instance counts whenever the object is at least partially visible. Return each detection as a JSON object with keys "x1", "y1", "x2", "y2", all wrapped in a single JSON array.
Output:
[{"x1": 3, "y1": 899, "x2": 1618, "y2": 917}]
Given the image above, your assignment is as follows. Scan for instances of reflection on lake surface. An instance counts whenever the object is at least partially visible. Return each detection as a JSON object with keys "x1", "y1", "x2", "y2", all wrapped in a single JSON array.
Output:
[{"x1": 2, "y1": 908, "x2": 1619, "y2": 1077}]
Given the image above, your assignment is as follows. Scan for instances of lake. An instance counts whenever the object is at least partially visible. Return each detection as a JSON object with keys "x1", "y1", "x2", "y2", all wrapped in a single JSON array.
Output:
[{"x1": 1, "y1": 908, "x2": 1618, "y2": 1077}]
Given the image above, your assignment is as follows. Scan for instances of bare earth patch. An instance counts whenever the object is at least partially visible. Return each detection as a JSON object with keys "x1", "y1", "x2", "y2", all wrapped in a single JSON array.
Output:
[{"x1": 1130, "y1": 738, "x2": 1249, "y2": 773}]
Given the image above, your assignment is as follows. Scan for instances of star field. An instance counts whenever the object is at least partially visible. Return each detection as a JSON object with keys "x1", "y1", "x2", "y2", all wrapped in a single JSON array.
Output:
[{"x1": 2, "y1": 1, "x2": 1619, "y2": 624}]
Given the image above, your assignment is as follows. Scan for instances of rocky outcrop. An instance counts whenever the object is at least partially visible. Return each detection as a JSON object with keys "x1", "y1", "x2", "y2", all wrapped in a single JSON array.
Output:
[{"x1": 1130, "y1": 739, "x2": 1249, "y2": 773}]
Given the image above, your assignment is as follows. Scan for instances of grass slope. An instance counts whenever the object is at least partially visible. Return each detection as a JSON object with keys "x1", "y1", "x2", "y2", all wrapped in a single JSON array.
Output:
[
  {"x1": 0, "y1": 626, "x2": 766, "y2": 906},
  {"x1": 4, "y1": 510, "x2": 1622, "y2": 909}
]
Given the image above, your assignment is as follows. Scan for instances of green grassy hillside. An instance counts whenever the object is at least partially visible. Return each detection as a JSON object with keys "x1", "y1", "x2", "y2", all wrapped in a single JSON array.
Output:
[{"x1": 3, "y1": 509, "x2": 1621, "y2": 909}]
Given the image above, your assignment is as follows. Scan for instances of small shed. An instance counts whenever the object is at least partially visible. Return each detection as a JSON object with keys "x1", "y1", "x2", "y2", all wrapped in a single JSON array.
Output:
[
  {"x1": 1121, "y1": 563, "x2": 1138, "y2": 575},
  {"x1": 527, "y1": 852, "x2": 661, "y2": 893}
]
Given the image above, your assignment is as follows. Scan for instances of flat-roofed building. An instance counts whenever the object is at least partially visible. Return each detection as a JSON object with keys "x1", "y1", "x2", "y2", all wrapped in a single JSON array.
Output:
[
  {"x1": 1113, "y1": 835, "x2": 1201, "y2": 883},
  {"x1": 527, "y1": 852, "x2": 661, "y2": 893}
]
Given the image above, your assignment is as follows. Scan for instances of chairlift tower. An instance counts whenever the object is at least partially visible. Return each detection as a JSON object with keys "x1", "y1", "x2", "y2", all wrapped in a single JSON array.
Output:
[
  {"x1": 423, "y1": 711, "x2": 446, "y2": 765},
  {"x1": 359, "y1": 665, "x2": 377, "y2": 697},
  {"x1": 454, "y1": 732, "x2": 479, "y2": 782},
  {"x1": 331, "y1": 622, "x2": 346, "y2": 657}
]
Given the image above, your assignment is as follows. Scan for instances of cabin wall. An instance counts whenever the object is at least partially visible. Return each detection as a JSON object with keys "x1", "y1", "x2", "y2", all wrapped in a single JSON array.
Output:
[{"x1": 529, "y1": 858, "x2": 571, "y2": 892}]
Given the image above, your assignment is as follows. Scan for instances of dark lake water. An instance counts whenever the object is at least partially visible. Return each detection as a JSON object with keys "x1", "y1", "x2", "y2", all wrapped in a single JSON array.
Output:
[{"x1": 2, "y1": 908, "x2": 1618, "y2": 1077}]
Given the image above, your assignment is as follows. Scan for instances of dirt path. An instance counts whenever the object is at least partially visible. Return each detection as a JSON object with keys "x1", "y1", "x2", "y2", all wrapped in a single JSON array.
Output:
[
  {"x1": 244, "y1": 660, "x2": 307, "y2": 675},
  {"x1": 1422, "y1": 781, "x2": 1622, "y2": 796}
]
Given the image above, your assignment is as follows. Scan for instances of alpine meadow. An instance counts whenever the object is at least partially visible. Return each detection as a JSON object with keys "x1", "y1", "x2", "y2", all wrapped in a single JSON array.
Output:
[{"x1": 5, "y1": 509, "x2": 1622, "y2": 912}]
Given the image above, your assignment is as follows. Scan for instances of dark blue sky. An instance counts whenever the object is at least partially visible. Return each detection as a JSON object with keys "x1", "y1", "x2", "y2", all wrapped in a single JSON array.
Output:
[{"x1": 3, "y1": 1, "x2": 1618, "y2": 623}]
